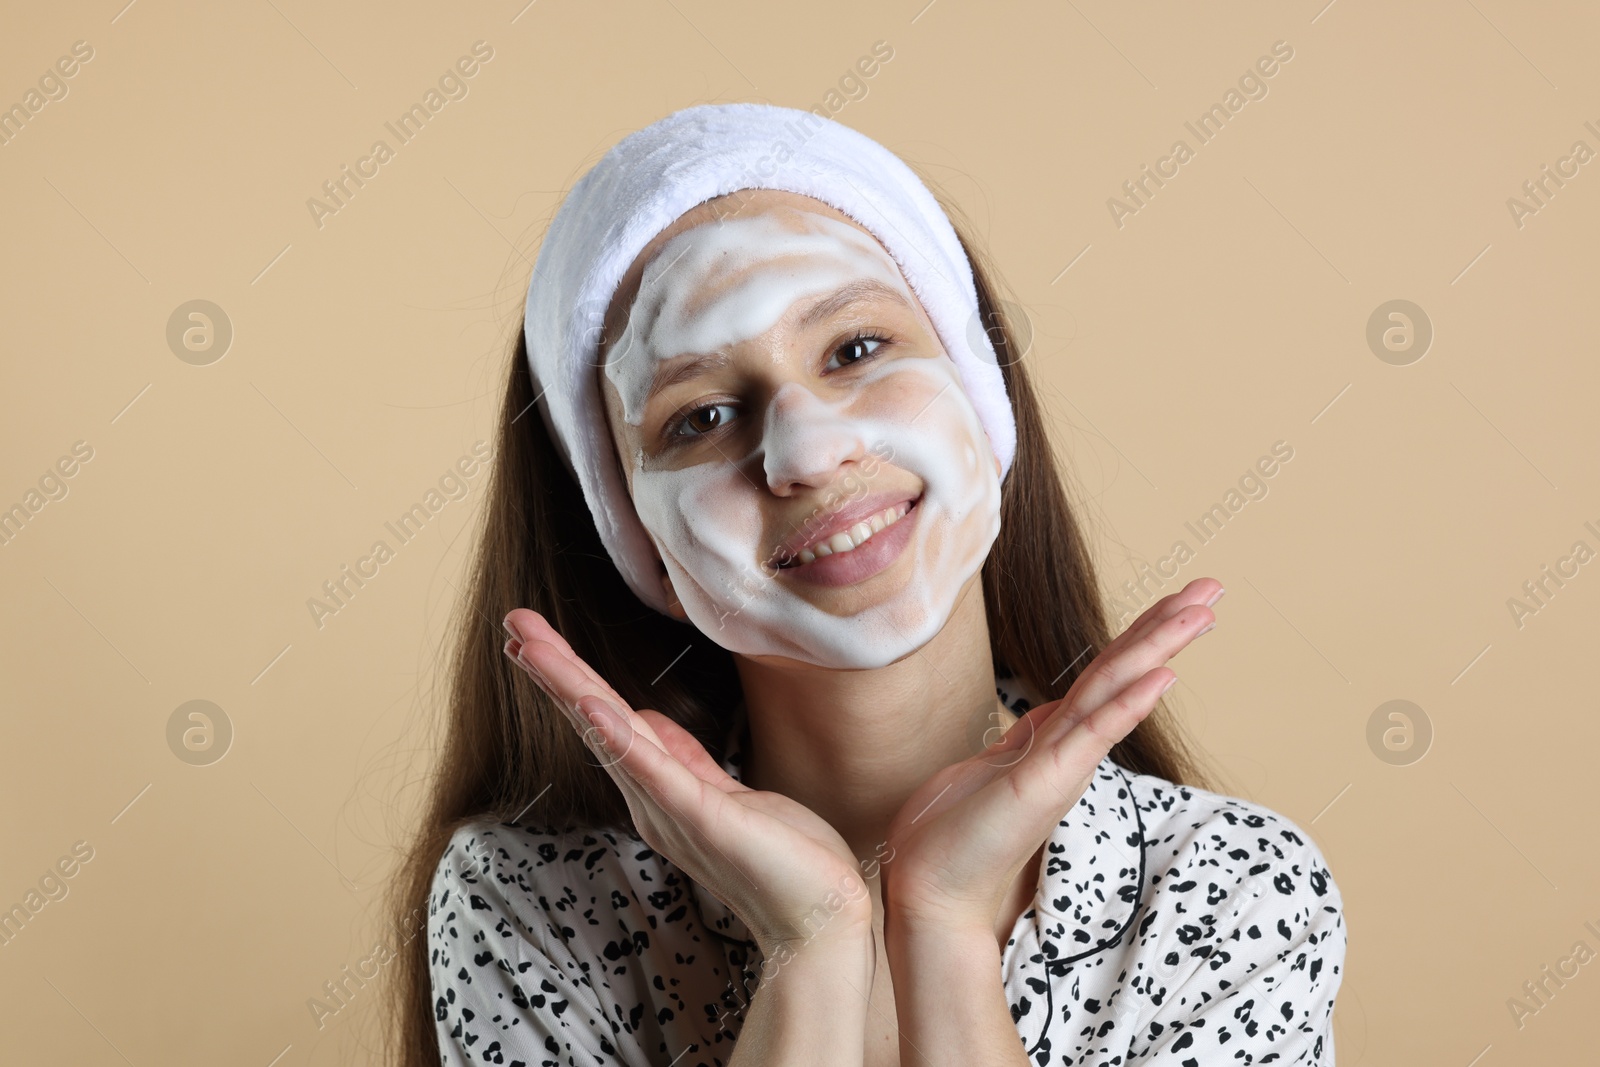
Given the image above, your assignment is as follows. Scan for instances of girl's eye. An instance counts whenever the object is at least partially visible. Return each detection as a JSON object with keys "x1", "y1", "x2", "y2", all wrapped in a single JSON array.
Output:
[
  {"x1": 827, "y1": 332, "x2": 887, "y2": 371},
  {"x1": 664, "y1": 332, "x2": 890, "y2": 445},
  {"x1": 671, "y1": 402, "x2": 739, "y2": 439}
]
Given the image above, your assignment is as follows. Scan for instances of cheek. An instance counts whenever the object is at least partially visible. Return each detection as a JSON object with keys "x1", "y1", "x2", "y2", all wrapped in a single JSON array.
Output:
[
  {"x1": 632, "y1": 463, "x2": 766, "y2": 588},
  {"x1": 852, "y1": 359, "x2": 986, "y2": 472},
  {"x1": 846, "y1": 357, "x2": 946, "y2": 423},
  {"x1": 866, "y1": 361, "x2": 1000, "y2": 540}
]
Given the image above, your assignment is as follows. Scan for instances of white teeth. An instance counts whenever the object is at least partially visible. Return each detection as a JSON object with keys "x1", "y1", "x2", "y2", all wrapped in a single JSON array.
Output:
[{"x1": 786, "y1": 502, "x2": 911, "y2": 566}]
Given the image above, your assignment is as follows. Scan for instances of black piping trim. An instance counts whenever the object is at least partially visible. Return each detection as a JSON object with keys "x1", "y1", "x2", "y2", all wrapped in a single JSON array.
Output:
[
  {"x1": 704, "y1": 925, "x2": 758, "y2": 949},
  {"x1": 1041, "y1": 762, "x2": 1148, "y2": 971},
  {"x1": 1022, "y1": 763, "x2": 1149, "y2": 1058}
]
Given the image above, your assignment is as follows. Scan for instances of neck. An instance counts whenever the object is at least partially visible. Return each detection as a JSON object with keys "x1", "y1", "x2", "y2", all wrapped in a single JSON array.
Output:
[{"x1": 732, "y1": 573, "x2": 1009, "y2": 863}]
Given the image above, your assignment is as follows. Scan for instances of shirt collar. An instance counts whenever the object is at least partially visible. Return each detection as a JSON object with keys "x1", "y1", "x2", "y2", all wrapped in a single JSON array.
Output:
[{"x1": 686, "y1": 670, "x2": 1148, "y2": 971}]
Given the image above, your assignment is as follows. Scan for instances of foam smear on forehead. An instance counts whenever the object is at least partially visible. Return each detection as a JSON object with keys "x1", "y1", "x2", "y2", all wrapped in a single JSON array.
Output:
[{"x1": 605, "y1": 210, "x2": 910, "y2": 426}]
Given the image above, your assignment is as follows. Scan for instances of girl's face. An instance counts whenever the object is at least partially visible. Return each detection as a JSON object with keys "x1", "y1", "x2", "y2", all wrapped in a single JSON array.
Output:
[{"x1": 599, "y1": 192, "x2": 1002, "y2": 670}]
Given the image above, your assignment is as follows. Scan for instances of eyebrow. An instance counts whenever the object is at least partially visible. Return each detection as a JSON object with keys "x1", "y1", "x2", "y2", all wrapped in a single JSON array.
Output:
[
  {"x1": 644, "y1": 279, "x2": 913, "y2": 403},
  {"x1": 646, "y1": 350, "x2": 733, "y2": 403},
  {"x1": 793, "y1": 278, "x2": 913, "y2": 332}
]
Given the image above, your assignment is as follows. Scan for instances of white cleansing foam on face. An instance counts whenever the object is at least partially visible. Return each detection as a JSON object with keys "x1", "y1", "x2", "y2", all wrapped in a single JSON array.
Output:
[{"x1": 605, "y1": 209, "x2": 1002, "y2": 669}]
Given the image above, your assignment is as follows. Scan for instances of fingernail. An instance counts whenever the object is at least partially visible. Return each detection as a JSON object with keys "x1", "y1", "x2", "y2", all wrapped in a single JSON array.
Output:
[
  {"x1": 1160, "y1": 676, "x2": 1178, "y2": 695},
  {"x1": 502, "y1": 616, "x2": 519, "y2": 641},
  {"x1": 1205, "y1": 587, "x2": 1226, "y2": 607},
  {"x1": 581, "y1": 694, "x2": 619, "y2": 722},
  {"x1": 1197, "y1": 621, "x2": 1215, "y2": 637},
  {"x1": 578, "y1": 697, "x2": 614, "y2": 749},
  {"x1": 504, "y1": 637, "x2": 523, "y2": 660}
]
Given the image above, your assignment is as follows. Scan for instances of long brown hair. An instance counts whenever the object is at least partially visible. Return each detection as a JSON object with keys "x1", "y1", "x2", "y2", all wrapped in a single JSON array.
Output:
[{"x1": 380, "y1": 190, "x2": 1215, "y2": 1066}]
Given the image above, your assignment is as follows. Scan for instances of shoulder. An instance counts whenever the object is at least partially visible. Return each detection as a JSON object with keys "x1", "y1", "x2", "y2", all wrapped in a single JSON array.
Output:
[
  {"x1": 428, "y1": 818, "x2": 671, "y2": 936},
  {"x1": 1119, "y1": 762, "x2": 1347, "y2": 1027},
  {"x1": 425, "y1": 817, "x2": 752, "y2": 1064},
  {"x1": 1003, "y1": 758, "x2": 1348, "y2": 1062},
  {"x1": 424, "y1": 820, "x2": 672, "y2": 1062},
  {"x1": 1126, "y1": 765, "x2": 1344, "y2": 919},
  {"x1": 426, "y1": 815, "x2": 733, "y2": 978}
]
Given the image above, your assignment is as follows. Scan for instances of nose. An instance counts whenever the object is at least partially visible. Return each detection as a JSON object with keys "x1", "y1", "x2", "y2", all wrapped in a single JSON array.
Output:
[{"x1": 760, "y1": 381, "x2": 870, "y2": 496}]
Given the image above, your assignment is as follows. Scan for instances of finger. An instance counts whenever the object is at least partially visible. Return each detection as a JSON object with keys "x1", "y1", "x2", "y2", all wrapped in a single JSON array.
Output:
[
  {"x1": 516, "y1": 637, "x2": 667, "y2": 752},
  {"x1": 990, "y1": 703, "x2": 1050, "y2": 763},
  {"x1": 577, "y1": 696, "x2": 723, "y2": 836},
  {"x1": 990, "y1": 581, "x2": 1210, "y2": 761},
  {"x1": 1103, "y1": 578, "x2": 1223, "y2": 659},
  {"x1": 1022, "y1": 668, "x2": 1174, "y2": 804},
  {"x1": 945, "y1": 669, "x2": 1165, "y2": 853},
  {"x1": 503, "y1": 623, "x2": 675, "y2": 781},
  {"x1": 512, "y1": 616, "x2": 675, "y2": 752},
  {"x1": 635, "y1": 710, "x2": 749, "y2": 792},
  {"x1": 587, "y1": 703, "x2": 809, "y2": 880},
  {"x1": 506, "y1": 609, "x2": 634, "y2": 712},
  {"x1": 503, "y1": 606, "x2": 543, "y2": 643},
  {"x1": 1044, "y1": 580, "x2": 1208, "y2": 710},
  {"x1": 1061, "y1": 599, "x2": 1214, "y2": 722},
  {"x1": 507, "y1": 614, "x2": 697, "y2": 764},
  {"x1": 1059, "y1": 666, "x2": 1174, "y2": 752},
  {"x1": 1011, "y1": 630, "x2": 1190, "y2": 771}
]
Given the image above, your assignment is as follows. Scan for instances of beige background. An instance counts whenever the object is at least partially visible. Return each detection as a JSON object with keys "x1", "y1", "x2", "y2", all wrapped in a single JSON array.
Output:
[{"x1": 2, "y1": 0, "x2": 1597, "y2": 1062}]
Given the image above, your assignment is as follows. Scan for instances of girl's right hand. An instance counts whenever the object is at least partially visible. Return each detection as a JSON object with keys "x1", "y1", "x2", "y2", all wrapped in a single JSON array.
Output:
[{"x1": 502, "y1": 608, "x2": 875, "y2": 957}]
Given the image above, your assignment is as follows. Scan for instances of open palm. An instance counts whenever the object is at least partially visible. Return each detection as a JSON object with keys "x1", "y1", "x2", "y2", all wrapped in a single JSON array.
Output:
[
  {"x1": 881, "y1": 578, "x2": 1223, "y2": 930},
  {"x1": 504, "y1": 608, "x2": 874, "y2": 949}
]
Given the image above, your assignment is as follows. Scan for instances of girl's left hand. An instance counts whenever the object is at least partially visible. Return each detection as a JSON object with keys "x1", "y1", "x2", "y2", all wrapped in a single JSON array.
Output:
[{"x1": 880, "y1": 577, "x2": 1224, "y2": 935}]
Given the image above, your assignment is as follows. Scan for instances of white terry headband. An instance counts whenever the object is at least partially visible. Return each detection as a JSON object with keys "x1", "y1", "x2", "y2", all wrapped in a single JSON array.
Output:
[{"x1": 523, "y1": 101, "x2": 1016, "y2": 616}]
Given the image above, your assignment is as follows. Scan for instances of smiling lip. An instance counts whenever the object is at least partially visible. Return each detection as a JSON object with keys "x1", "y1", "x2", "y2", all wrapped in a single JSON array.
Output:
[{"x1": 767, "y1": 491, "x2": 922, "y2": 588}]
